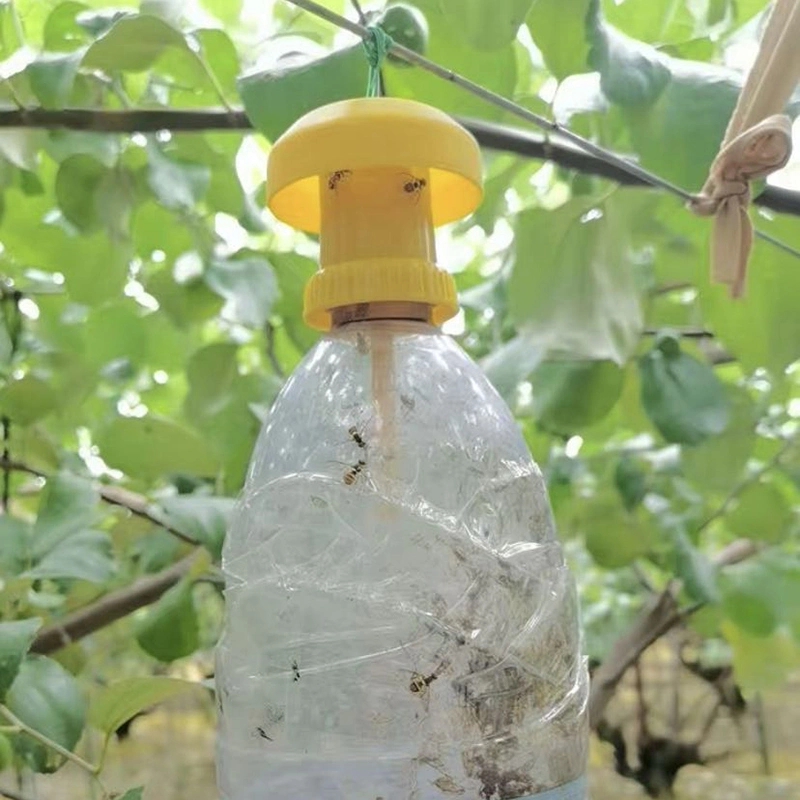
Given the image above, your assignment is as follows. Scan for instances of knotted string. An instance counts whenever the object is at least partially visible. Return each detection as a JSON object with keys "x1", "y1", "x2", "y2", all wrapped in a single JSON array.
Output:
[{"x1": 362, "y1": 24, "x2": 393, "y2": 97}]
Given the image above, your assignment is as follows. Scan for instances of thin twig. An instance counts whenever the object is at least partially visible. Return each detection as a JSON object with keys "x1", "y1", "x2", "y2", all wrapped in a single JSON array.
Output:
[
  {"x1": 0, "y1": 705, "x2": 99, "y2": 778},
  {"x1": 1, "y1": 417, "x2": 10, "y2": 513},
  {"x1": 30, "y1": 550, "x2": 200, "y2": 654},
  {"x1": 282, "y1": 0, "x2": 800, "y2": 260},
  {"x1": 0, "y1": 457, "x2": 200, "y2": 546},
  {"x1": 634, "y1": 658, "x2": 649, "y2": 740},
  {"x1": 350, "y1": 0, "x2": 367, "y2": 24},
  {"x1": 696, "y1": 438, "x2": 794, "y2": 534},
  {"x1": 264, "y1": 322, "x2": 285, "y2": 378}
]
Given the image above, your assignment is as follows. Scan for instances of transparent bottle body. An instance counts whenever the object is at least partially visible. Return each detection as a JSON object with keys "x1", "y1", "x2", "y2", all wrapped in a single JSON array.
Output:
[{"x1": 216, "y1": 321, "x2": 588, "y2": 800}]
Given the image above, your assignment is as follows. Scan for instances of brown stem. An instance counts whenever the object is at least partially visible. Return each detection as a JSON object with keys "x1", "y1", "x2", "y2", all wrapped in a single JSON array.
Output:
[
  {"x1": 634, "y1": 658, "x2": 649, "y2": 741},
  {"x1": 1, "y1": 417, "x2": 10, "y2": 513},
  {"x1": 30, "y1": 551, "x2": 200, "y2": 655},
  {"x1": 0, "y1": 457, "x2": 199, "y2": 546},
  {"x1": 0, "y1": 108, "x2": 795, "y2": 216}
]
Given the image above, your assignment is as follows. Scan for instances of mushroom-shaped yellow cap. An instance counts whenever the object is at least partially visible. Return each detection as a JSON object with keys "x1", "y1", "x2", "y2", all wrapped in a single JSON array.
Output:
[{"x1": 265, "y1": 98, "x2": 483, "y2": 329}]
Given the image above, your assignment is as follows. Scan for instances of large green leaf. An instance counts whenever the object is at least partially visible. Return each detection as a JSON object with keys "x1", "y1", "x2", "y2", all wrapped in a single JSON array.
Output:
[
  {"x1": 682, "y1": 387, "x2": 756, "y2": 493},
  {"x1": 146, "y1": 141, "x2": 210, "y2": 211},
  {"x1": 440, "y1": 0, "x2": 535, "y2": 50},
  {"x1": 27, "y1": 530, "x2": 114, "y2": 583},
  {"x1": 6, "y1": 655, "x2": 86, "y2": 773},
  {"x1": 638, "y1": 333, "x2": 729, "y2": 445},
  {"x1": 0, "y1": 375, "x2": 58, "y2": 426},
  {"x1": 527, "y1": 360, "x2": 625, "y2": 433},
  {"x1": 239, "y1": 45, "x2": 367, "y2": 143},
  {"x1": 96, "y1": 415, "x2": 220, "y2": 481},
  {"x1": 583, "y1": 499, "x2": 657, "y2": 568},
  {"x1": 0, "y1": 619, "x2": 41, "y2": 700},
  {"x1": 205, "y1": 255, "x2": 277, "y2": 328},
  {"x1": 384, "y1": 0, "x2": 516, "y2": 120},
  {"x1": 135, "y1": 579, "x2": 198, "y2": 662},
  {"x1": 184, "y1": 343, "x2": 239, "y2": 422},
  {"x1": 585, "y1": 1, "x2": 746, "y2": 189},
  {"x1": 722, "y1": 622, "x2": 799, "y2": 691},
  {"x1": 82, "y1": 13, "x2": 200, "y2": 74},
  {"x1": 0, "y1": 517, "x2": 31, "y2": 576},
  {"x1": 89, "y1": 676, "x2": 199, "y2": 741},
  {"x1": 726, "y1": 481, "x2": 794, "y2": 544},
  {"x1": 26, "y1": 51, "x2": 83, "y2": 108},
  {"x1": 670, "y1": 525, "x2": 718, "y2": 603},
  {"x1": 32, "y1": 472, "x2": 98, "y2": 558},
  {"x1": 150, "y1": 495, "x2": 235, "y2": 561},
  {"x1": 527, "y1": 0, "x2": 591, "y2": 78},
  {"x1": 509, "y1": 193, "x2": 642, "y2": 363}
]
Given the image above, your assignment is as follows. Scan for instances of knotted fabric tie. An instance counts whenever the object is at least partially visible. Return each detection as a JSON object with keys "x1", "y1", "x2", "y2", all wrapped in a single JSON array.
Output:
[{"x1": 688, "y1": 0, "x2": 800, "y2": 297}]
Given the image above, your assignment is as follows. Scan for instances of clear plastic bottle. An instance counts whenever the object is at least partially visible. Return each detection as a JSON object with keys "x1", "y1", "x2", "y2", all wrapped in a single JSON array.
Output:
[{"x1": 216, "y1": 318, "x2": 589, "y2": 799}]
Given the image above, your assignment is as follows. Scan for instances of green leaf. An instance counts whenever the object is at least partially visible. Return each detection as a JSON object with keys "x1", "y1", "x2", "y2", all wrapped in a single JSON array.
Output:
[
  {"x1": 27, "y1": 530, "x2": 114, "y2": 583},
  {"x1": 89, "y1": 676, "x2": 199, "y2": 740},
  {"x1": 384, "y1": 0, "x2": 516, "y2": 120},
  {"x1": 584, "y1": 500, "x2": 657, "y2": 568},
  {"x1": 526, "y1": 0, "x2": 591, "y2": 78},
  {"x1": 726, "y1": 481, "x2": 794, "y2": 544},
  {"x1": 150, "y1": 495, "x2": 234, "y2": 561},
  {"x1": 43, "y1": 2, "x2": 92, "y2": 51},
  {"x1": 0, "y1": 619, "x2": 41, "y2": 700},
  {"x1": 585, "y1": 2, "x2": 746, "y2": 188},
  {"x1": 0, "y1": 131, "x2": 43, "y2": 172},
  {"x1": 614, "y1": 455, "x2": 647, "y2": 510},
  {"x1": 638, "y1": 333, "x2": 729, "y2": 445},
  {"x1": 147, "y1": 268, "x2": 224, "y2": 329},
  {"x1": 96, "y1": 415, "x2": 220, "y2": 481},
  {"x1": 0, "y1": 517, "x2": 31, "y2": 576},
  {"x1": 146, "y1": 141, "x2": 210, "y2": 210},
  {"x1": 184, "y1": 343, "x2": 238, "y2": 422},
  {"x1": 26, "y1": 51, "x2": 83, "y2": 108},
  {"x1": 270, "y1": 252, "x2": 320, "y2": 353},
  {"x1": 440, "y1": 0, "x2": 535, "y2": 50},
  {"x1": 6, "y1": 655, "x2": 86, "y2": 773},
  {"x1": 0, "y1": 375, "x2": 58, "y2": 426},
  {"x1": 135, "y1": 580, "x2": 198, "y2": 661},
  {"x1": 722, "y1": 622, "x2": 799, "y2": 691},
  {"x1": 239, "y1": 45, "x2": 368, "y2": 143},
  {"x1": 669, "y1": 525, "x2": 717, "y2": 604},
  {"x1": 200, "y1": 0, "x2": 243, "y2": 24},
  {"x1": 528, "y1": 360, "x2": 625, "y2": 433},
  {"x1": 509, "y1": 194, "x2": 642, "y2": 363},
  {"x1": 587, "y1": 2, "x2": 671, "y2": 106},
  {"x1": 205, "y1": 255, "x2": 277, "y2": 328},
  {"x1": 682, "y1": 387, "x2": 756, "y2": 493},
  {"x1": 82, "y1": 13, "x2": 198, "y2": 73},
  {"x1": 32, "y1": 472, "x2": 97, "y2": 558},
  {"x1": 481, "y1": 334, "x2": 546, "y2": 399},
  {"x1": 84, "y1": 301, "x2": 148, "y2": 368},
  {"x1": 55, "y1": 154, "x2": 107, "y2": 231},
  {"x1": 117, "y1": 789, "x2": 145, "y2": 800},
  {"x1": 697, "y1": 213, "x2": 800, "y2": 373}
]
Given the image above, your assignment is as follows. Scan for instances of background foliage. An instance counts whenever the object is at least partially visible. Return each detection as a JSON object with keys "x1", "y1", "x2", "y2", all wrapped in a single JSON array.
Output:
[{"x1": 0, "y1": 0, "x2": 797, "y2": 796}]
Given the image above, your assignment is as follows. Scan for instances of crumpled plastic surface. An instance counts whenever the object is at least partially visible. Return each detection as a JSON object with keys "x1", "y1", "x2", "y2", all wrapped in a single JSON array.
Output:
[{"x1": 216, "y1": 321, "x2": 588, "y2": 800}]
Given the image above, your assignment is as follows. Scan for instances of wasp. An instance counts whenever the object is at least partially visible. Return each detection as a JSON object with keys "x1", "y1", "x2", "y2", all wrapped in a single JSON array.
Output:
[
  {"x1": 327, "y1": 169, "x2": 352, "y2": 191},
  {"x1": 291, "y1": 660, "x2": 301, "y2": 682},
  {"x1": 348, "y1": 426, "x2": 367, "y2": 449},
  {"x1": 409, "y1": 661, "x2": 448, "y2": 697},
  {"x1": 343, "y1": 459, "x2": 366, "y2": 486},
  {"x1": 255, "y1": 726, "x2": 273, "y2": 741},
  {"x1": 401, "y1": 174, "x2": 427, "y2": 203}
]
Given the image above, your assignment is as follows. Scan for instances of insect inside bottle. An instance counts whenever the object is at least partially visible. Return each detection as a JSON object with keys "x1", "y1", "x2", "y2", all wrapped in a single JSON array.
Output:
[
  {"x1": 408, "y1": 660, "x2": 449, "y2": 697},
  {"x1": 327, "y1": 169, "x2": 352, "y2": 190},
  {"x1": 343, "y1": 459, "x2": 367, "y2": 485},
  {"x1": 348, "y1": 426, "x2": 367, "y2": 449}
]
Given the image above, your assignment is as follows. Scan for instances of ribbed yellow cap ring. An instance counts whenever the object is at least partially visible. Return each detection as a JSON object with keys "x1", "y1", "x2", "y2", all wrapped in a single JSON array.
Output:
[{"x1": 304, "y1": 257, "x2": 457, "y2": 330}]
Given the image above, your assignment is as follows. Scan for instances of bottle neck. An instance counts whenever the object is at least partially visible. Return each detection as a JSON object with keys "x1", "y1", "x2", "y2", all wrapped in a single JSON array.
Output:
[{"x1": 331, "y1": 301, "x2": 432, "y2": 328}]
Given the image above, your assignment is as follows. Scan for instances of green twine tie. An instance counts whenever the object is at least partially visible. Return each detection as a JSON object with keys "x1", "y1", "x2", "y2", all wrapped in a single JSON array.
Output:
[{"x1": 362, "y1": 25, "x2": 393, "y2": 97}]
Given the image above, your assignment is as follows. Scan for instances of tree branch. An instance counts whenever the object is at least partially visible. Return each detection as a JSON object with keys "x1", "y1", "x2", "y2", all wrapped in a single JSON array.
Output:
[
  {"x1": 0, "y1": 107, "x2": 796, "y2": 216},
  {"x1": 588, "y1": 537, "x2": 763, "y2": 729},
  {"x1": 0, "y1": 457, "x2": 200, "y2": 546},
  {"x1": 30, "y1": 550, "x2": 200, "y2": 655}
]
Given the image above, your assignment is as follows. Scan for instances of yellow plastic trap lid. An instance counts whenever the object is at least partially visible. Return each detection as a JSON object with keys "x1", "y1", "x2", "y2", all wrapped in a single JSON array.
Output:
[{"x1": 266, "y1": 97, "x2": 483, "y2": 233}]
